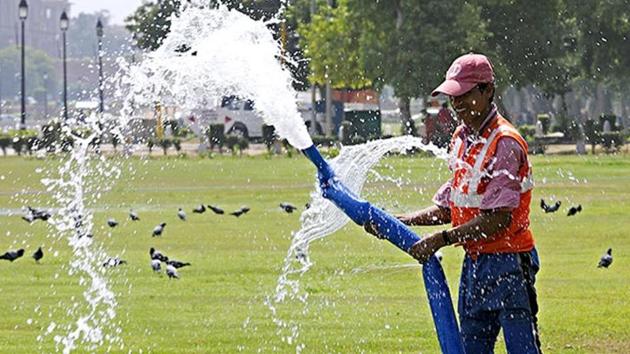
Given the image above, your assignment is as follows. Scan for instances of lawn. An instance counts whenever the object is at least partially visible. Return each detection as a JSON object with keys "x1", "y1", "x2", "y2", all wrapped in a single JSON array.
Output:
[{"x1": 0, "y1": 153, "x2": 629, "y2": 353}]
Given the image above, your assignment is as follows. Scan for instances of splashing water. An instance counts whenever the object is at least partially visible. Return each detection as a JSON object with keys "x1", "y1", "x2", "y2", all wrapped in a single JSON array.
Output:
[
  {"x1": 122, "y1": 2, "x2": 312, "y2": 149},
  {"x1": 39, "y1": 114, "x2": 125, "y2": 353},
  {"x1": 266, "y1": 136, "x2": 447, "y2": 350}
]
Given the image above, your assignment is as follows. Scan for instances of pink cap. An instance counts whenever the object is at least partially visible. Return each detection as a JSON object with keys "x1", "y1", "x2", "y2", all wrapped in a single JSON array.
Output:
[{"x1": 431, "y1": 53, "x2": 495, "y2": 97}]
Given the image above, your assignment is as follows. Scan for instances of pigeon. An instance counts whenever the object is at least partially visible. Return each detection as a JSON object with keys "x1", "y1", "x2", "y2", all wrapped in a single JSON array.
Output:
[
  {"x1": 207, "y1": 205, "x2": 225, "y2": 215},
  {"x1": 192, "y1": 204, "x2": 206, "y2": 214},
  {"x1": 177, "y1": 208, "x2": 187, "y2": 221},
  {"x1": 597, "y1": 248, "x2": 613, "y2": 268},
  {"x1": 107, "y1": 218, "x2": 119, "y2": 228},
  {"x1": 28, "y1": 206, "x2": 51, "y2": 221},
  {"x1": 567, "y1": 205, "x2": 582, "y2": 216},
  {"x1": 540, "y1": 199, "x2": 561, "y2": 213},
  {"x1": 151, "y1": 259, "x2": 162, "y2": 272},
  {"x1": 166, "y1": 264, "x2": 179, "y2": 279},
  {"x1": 103, "y1": 257, "x2": 127, "y2": 268},
  {"x1": 230, "y1": 207, "x2": 250, "y2": 217},
  {"x1": 149, "y1": 247, "x2": 168, "y2": 262},
  {"x1": 22, "y1": 214, "x2": 35, "y2": 223},
  {"x1": 167, "y1": 259, "x2": 191, "y2": 269},
  {"x1": 22, "y1": 206, "x2": 51, "y2": 223},
  {"x1": 32, "y1": 247, "x2": 44, "y2": 263},
  {"x1": 0, "y1": 248, "x2": 25, "y2": 262},
  {"x1": 129, "y1": 210, "x2": 140, "y2": 221},
  {"x1": 280, "y1": 202, "x2": 297, "y2": 214},
  {"x1": 152, "y1": 223, "x2": 166, "y2": 237}
]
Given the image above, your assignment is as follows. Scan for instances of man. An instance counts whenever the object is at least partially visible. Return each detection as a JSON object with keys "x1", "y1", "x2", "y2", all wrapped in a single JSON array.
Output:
[{"x1": 367, "y1": 53, "x2": 542, "y2": 353}]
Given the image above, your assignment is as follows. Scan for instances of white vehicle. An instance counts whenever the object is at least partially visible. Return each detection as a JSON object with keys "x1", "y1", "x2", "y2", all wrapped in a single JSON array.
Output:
[
  {"x1": 214, "y1": 96, "x2": 262, "y2": 139},
  {"x1": 213, "y1": 96, "x2": 326, "y2": 140}
]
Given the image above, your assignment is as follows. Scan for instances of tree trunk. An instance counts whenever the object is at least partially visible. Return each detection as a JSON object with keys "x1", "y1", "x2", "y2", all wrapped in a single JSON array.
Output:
[
  {"x1": 564, "y1": 92, "x2": 586, "y2": 155},
  {"x1": 399, "y1": 96, "x2": 414, "y2": 135}
]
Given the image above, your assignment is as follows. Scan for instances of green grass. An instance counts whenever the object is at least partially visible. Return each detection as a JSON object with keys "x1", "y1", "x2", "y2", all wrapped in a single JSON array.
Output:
[{"x1": 0, "y1": 153, "x2": 629, "y2": 353}]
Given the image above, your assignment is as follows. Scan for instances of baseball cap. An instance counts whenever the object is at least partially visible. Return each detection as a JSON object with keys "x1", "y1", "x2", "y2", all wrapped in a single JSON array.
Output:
[{"x1": 431, "y1": 53, "x2": 495, "y2": 97}]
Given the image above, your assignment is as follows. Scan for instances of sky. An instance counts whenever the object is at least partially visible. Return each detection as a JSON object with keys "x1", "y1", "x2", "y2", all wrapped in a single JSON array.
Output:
[{"x1": 70, "y1": 0, "x2": 145, "y2": 25}]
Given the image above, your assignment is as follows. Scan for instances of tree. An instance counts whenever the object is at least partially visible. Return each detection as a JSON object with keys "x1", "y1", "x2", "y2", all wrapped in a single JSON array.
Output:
[
  {"x1": 351, "y1": 0, "x2": 488, "y2": 134},
  {"x1": 299, "y1": 0, "x2": 371, "y2": 89},
  {"x1": 0, "y1": 46, "x2": 58, "y2": 104}
]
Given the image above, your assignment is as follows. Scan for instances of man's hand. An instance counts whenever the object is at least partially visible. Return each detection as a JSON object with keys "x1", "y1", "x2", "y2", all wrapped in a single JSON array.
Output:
[
  {"x1": 409, "y1": 232, "x2": 448, "y2": 264},
  {"x1": 363, "y1": 222, "x2": 385, "y2": 239},
  {"x1": 395, "y1": 213, "x2": 417, "y2": 225}
]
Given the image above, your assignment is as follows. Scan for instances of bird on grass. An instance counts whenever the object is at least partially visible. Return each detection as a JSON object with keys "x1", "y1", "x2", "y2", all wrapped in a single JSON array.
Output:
[
  {"x1": 540, "y1": 199, "x2": 561, "y2": 213},
  {"x1": 598, "y1": 248, "x2": 613, "y2": 268},
  {"x1": 177, "y1": 208, "x2": 187, "y2": 221},
  {"x1": 567, "y1": 205, "x2": 582, "y2": 216},
  {"x1": 167, "y1": 259, "x2": 191, "y2": 269},
  {"x1": 107, "y1": 218, "x2": 119, "y2": 228},
  {"x1": 230, "y1": 207, "x2": 250, "y2": 217},
  {"x1": 280, "y1": 202, "x2": 297, "y2": 214},
  {"x1": 151, "y1": 259, "x2": 161, "y2": 272},
  {"x1": 129, "y1": 210, "x2": 140, "y2": 221},
  {"x1": 103, "y1": 257, "x2": 127, "y2": 268},
  {"x1": 150, "y1": 247, "x2": 168, "y2": 262},
  {"x1": 207, "y1": 205, "x2": 225, "y2": 215},
  {"x1": 32, "y1": 247, "x2": 44, "y2": 263},
  {"x1": 152, "y1": 223, "x2": 166, "y2": 237},
  {"x1": 0, "y1": 248, "x2": 25, "y2": 262},
  {"x1": 166, "y1": 264, "x2": 179, "y2": 279},
  {"x1": 22, "y1": 206, "x2": 51, "y2": 223},
  {"x1": 192, "y1": 204, "x2": 206, "y2": 214}
]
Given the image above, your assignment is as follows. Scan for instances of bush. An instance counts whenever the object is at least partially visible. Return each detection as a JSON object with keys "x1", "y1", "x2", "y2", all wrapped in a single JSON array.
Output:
[
  {"x1": 312, "y1": 135, "x2": 336, "y2": 147},
  {"x1": 0, "y1": 133, "x2": 11, "y2": 156},
  {"x1": 518, "y1": 124, "x2": 536, "y2": 143},
  {"x1": 9, "y1": 129, "x2": 39, "y2": 155},
  {"x1": 536, "y1": 114, "x2": 550, "y2": 134},
  {"x1": 207, "y1": 124, "x2": 225, "y2": 152},
  {"x1": 158, "y1": 138, "x2": 173, "y2": 155},
  {"x1": 600, "y1": 132, "x2": 625, "y2": 152},
  {"x1": 172, "y1": 138, "x2": 182, "y2": 152},
  {"x1": 225, "y1": 135, "x2": 248, "y2": 155},
  {"x1": 147, "y1": 138, "x2": 155, "y2": 153},
  {"x1": 262, "y1": 124, "x2": 276, "y2": 151}
]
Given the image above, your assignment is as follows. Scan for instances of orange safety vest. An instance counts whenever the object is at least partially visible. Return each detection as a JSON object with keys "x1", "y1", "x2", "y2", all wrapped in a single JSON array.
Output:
[{"x1": 448, "y1": 115, "x2": 535, "y2": 255}]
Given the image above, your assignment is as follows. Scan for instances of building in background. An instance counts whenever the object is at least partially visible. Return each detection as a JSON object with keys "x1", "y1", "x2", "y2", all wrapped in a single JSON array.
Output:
[{"x1": 0, "y1": 0, "x2": 71, "y2": 58}]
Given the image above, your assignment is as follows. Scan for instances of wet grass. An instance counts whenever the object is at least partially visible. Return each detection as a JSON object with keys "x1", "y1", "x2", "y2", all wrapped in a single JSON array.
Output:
[{"x1": 0, "y1": 153, "x2": 629, "y2": 353}]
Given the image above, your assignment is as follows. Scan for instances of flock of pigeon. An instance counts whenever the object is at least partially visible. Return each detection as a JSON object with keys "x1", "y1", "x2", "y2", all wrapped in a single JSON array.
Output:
[
  {"x1": 2, "y1": 202, "x2": 301, "y2": 279},
  {"x1": 540, "y1": 198, "x2": 613, "y2": 268},
  {"x1": 0, "y1": 199, "x2": 612, "y2": 271}
]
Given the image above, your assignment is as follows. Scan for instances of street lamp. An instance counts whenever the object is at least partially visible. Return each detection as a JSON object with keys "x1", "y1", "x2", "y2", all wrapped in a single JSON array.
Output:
[
  {"x1": 60, "y1": 10, "x2": 69, "y2": 120},
  {"x1": 96, "y1": 18, "x2": 104, "y2": 114},
  {"x1": 19, "y1": 0, "x2": 28, "y2": 130}
]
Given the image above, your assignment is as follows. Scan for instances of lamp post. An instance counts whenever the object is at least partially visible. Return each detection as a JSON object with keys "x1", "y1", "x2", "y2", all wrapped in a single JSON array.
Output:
[
  {"x1": 60, "y1": 11, "x2": 69, "y2": 120},
  {"x1": 19, "y1": 0, "x2": 28, "y2": 130},
  {"x1": 96, "y1": 19, "x2": 104, "y2": 114}
]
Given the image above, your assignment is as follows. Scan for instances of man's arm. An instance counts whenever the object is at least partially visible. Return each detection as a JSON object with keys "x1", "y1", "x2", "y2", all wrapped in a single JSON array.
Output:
[
  {"x1": 397, "y1": 205, "x2": 451, "y2": 226},
  {"x1": 409, "y1": 208, "x2": 512, "y2": 262}
]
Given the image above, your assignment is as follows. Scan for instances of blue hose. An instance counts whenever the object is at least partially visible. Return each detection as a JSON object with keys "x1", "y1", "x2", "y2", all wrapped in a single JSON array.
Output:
[{"x1": 302, "y1": 145, "x2": 464, "y2": 353}]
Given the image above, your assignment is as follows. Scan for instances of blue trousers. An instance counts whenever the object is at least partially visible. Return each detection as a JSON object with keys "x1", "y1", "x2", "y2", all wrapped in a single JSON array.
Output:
[{"x1": 458, "y1": 249, "x2": 542, "y2": 354}]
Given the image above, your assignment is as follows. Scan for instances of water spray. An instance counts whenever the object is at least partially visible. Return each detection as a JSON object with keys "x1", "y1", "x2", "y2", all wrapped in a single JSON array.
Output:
[{"x1": 302, "y1": 145, "x2": 465, "y2": 354}]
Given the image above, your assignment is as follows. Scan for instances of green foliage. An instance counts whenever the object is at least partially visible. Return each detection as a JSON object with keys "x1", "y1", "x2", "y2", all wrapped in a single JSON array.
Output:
[
  {"x1": 299, "y1": 0, "x2": 371, "y2": 89},
  {"x1": 225, "y1": 135, "x2": 249, "y2": 156},
  {"x1": 600, "y1": 132, "x2": 625, "y2": 152},
  {"x1": 0, "y1": 46, "x2": 58, "y2": 101},
  {"x1": 158, "y1": 138, "x2": 173, "y2": 155},
  {"x1": 537, "y1": 114, "x2": 551, "y2": 134},
  {"x1": 8, "y1": 129, "x2": 39, "y2": 155},
  {"x1": 311, "y1": 135, "x2": 336, "y2": 147},
  {"x1": 207, "y1": 124, "x2": 225, "y2": 152},
  {"x1": 518, "y1": 125, "x2": 536, "y2": 143},
  {"x1": 0, "y1": 133, "x2": 11, "y2": 155}
]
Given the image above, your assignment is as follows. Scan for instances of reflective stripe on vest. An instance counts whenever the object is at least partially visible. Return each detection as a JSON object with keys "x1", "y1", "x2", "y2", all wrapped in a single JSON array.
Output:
[{"x1": 450, "y1": 124, "x2": 532, "y2": 208}]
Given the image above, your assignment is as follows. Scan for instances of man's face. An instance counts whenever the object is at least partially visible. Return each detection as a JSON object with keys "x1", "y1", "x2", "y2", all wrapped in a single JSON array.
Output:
[{"x1": 449, "y1": 84, "x2": 493, "y2": 128}]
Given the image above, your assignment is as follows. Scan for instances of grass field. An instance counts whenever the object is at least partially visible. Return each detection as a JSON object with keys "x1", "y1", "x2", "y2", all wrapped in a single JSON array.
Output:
[{"x1": 0, "y1": 153, "x2": 629, "y2": 353}]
